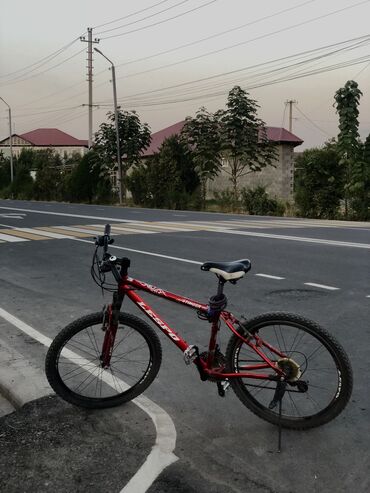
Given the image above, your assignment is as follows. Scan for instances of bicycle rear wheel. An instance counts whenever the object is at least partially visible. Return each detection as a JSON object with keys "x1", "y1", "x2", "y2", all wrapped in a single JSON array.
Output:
[
  {"x1": 45, "y1": 312, "x2": 162, "y2": 409},
  {"x1": 226, "y1": 312, "x2": 352, "y2": 429}
]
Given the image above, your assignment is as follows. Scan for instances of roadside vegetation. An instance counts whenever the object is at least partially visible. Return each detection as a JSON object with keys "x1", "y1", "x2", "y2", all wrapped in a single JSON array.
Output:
[{"x1": 0, "y1": 83, "x2": 369, "y2": 220}]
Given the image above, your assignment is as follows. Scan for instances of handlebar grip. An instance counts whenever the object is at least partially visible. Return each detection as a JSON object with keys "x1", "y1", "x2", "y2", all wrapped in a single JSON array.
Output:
[{"x1": 104, "y1": 224, "x2": 111, "y2": 236}]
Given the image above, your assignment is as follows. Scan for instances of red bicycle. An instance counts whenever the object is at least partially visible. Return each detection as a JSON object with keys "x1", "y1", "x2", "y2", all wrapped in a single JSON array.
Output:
[{"x1": 46, "y1": 225, "x2": 352, "y2": 430}]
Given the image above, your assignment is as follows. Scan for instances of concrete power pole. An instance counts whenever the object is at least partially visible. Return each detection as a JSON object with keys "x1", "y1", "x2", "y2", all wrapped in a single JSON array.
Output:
[
  {"x1": 285, "y1": 99, "x2": 298, "y2": 133},
  {"x1": 80, "y1": 28, "x2": 99, "y2": 148}
]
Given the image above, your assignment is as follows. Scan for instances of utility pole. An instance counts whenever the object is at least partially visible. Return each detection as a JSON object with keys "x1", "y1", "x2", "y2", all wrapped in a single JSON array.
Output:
[
  {"x1": 80, "y1": 28, "x2": 99, "y2": 148},
  {"x1": 94, "y1": 48, "x2": 123, "y2": 205},
  {"x1": 0, "y1": 97, "x2": 13, "y2": 182},
  {"x1": 285, "y1": 99, "x2": 297, "y2": 132}
]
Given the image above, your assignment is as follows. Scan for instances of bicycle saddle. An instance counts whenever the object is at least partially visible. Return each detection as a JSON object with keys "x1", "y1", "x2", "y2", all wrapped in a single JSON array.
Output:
[{"x1": 200, "y1": 259, "x2": 251, "y2": 281}]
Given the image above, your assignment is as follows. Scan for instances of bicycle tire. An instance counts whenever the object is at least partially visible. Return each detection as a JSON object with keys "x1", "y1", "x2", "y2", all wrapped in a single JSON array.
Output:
[
  {"x1": 45, "y1": 312, "x2": 162, "y2": 409},
  {"x1": 225, "y1": 312, "x2": 352, "y2": 430}
]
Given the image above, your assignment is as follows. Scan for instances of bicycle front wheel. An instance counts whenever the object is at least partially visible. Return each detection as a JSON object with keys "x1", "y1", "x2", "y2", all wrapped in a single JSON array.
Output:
[
  {"x1": 45, "y1": 312, "x2": 162, "y2": 409},
  {"x1": 226, "y1": 312, "x2": 352, "y2": 429}
]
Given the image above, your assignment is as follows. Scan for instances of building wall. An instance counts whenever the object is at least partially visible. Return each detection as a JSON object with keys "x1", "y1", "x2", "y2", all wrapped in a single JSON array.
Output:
[
  {"x1": 0, "y1": 144, "x2": 87, "y2": 158},
  {"x1": 207, "y1": 143, "x2": 296, "y2": 201}
]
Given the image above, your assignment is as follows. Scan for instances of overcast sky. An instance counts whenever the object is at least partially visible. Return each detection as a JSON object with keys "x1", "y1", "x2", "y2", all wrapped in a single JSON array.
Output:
[{"x1": 1, "y1": 0, "x2": 370, "y2": 149}]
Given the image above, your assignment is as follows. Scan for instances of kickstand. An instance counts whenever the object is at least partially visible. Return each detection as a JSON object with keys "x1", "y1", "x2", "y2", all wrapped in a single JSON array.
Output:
[{"x1": 278, "y1": 397, "x2": 283, "y2": 453}]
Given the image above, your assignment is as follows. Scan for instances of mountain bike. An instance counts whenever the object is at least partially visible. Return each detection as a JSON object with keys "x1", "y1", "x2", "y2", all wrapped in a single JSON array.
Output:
[{"x1": 45, "y1": 224, "x2": 353, "y2": 431}]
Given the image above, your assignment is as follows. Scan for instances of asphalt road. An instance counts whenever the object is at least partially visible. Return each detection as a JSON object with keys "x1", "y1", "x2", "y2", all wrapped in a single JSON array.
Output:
[{"x1": 0, "y1": 199, "x2": 369, "y2": 493}]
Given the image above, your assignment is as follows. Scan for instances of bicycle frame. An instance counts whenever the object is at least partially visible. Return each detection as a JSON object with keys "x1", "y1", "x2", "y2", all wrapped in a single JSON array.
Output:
[{"x1": 101, "y1": 275, "x2": 286, "y2": 382}]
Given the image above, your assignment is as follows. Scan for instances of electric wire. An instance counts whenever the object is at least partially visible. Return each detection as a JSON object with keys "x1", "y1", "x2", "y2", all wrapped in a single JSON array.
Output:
[
  {"x1": 0, "y1": 48, "x2": 85, "y2": 87},
  {"x1": 294, "y1": 104, "x2": 333, "y2": 137},
  {"x1": 114, "y1": 0, "x2": 318, "y2": 70},
  {"x1": 113, "y1": 0, "x2": 370, "y2": 81},
  {"x1": 100, "y1": 0, "x2": 219, "y2": 39},
  {"x1": 100, "y1": 36, "x2": 370, "y2": 104},
  {"x1": 0, "y1": 37, "x2": 83, "y2": 82},
  {"x1": 93, "y1": 0, "x2": 173, "y2": 30},
  {"x1": 95, "y1": 0, "x2": 192, "y2": 35}
]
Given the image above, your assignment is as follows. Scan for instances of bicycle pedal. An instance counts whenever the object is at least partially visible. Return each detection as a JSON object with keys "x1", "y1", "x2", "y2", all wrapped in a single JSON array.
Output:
[
  {"x1": 217, "y1": 380, "x2": 230, "y2": 397},
  {"x1": 183, "y1": 345, "x2": 199, "y2": 365}
]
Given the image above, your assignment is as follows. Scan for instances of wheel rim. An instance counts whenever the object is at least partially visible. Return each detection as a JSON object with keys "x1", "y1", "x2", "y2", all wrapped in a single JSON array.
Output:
[
  {"x1": 55, "y1": 321, "x2": 153, "y2": 400},
  {"x1": 233, "y1": 320, "x2": 344, "y2": 421}
]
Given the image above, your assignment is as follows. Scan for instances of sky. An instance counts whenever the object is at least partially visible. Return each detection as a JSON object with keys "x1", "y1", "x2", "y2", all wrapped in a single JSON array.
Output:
[{"x1": 1, "y1": 0, "x2": 370, "y2": 150}]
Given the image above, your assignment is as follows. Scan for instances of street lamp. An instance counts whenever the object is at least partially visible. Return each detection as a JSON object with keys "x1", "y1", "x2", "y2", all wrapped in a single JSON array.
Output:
[
  {"x1": 94, "y1": 48, "x2": 123, "y2": 205},
  {"x1": 0, "y1": 97, "x2": 14, "y2": 183}
]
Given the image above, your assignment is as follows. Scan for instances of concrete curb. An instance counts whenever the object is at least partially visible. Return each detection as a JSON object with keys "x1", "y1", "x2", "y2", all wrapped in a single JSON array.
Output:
[{"x1": 0, "y1": 337, "x2": 50, "y2": 410}]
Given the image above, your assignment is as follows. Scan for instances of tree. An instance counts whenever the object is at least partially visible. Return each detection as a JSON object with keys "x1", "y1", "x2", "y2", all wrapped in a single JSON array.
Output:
[
  {"x1": 0, "y1": 152, "x2": 11, "y2": 191},
  {"x1": 181, "y1": 107, "x2": 223, "y2": 208},
  {"x1": 94, "y1": 110, "x2": 151, "y2": 202},
  {"x1": 127, "y1": 135, "x2": 199, "y2": 209},
  {"x1": 217, "y1": 86, "x2": 277, "y2": 202},
  {"x1": 66, "y1": 150, "x2": 113, "y2": 204},
  {"x1": 334, "y1": 80, "x2": 363, "y2": 218},
  {"x1": 294, "y1": 143, "x2": 345, "y2": 219}
]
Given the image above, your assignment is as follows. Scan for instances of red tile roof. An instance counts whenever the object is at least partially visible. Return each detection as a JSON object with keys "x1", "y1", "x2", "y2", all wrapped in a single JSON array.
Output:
[
  {"x1": 19, "y1": 128, "x2": 88, "y2": 147},
  {"x1": 142, "y1": 121, "x2": 303, "y2": 157},
  {"x1": 142, "y1": 121, "x2": 186, "y2": 157}
]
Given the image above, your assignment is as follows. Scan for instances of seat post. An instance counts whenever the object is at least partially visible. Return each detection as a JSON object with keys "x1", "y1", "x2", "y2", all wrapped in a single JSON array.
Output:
[{"x1": 216, "y1": 278, "x2": 225, "y2": 298}]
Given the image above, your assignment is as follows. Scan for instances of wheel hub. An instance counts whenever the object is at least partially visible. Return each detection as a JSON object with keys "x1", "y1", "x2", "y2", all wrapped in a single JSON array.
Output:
[{"x1": 277, "y1": 357, "x2": 302, "y2": 382}]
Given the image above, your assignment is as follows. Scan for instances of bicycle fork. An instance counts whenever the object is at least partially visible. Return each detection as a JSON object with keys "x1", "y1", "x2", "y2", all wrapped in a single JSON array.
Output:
[{"x1": 100, "y1": 291, "x2": 124, "y2": 368}]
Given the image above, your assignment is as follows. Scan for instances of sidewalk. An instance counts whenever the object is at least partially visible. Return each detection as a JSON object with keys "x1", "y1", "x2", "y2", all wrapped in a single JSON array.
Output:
[{"x1": 0, "y1": 339, "x2": 155, "y2": 493}]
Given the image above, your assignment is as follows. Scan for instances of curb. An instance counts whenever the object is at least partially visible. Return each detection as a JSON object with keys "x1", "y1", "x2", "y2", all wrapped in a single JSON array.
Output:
[{"x1": 0, "y1": 336, "x2": 50, "y2": 409}]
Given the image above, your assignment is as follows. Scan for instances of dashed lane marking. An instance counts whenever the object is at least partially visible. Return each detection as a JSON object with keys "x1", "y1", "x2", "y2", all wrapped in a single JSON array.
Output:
[
  {"x1": 255, "y1": 273, "x2": 285, "y2": 280},
  {"x1": 304, "y1": 283, "x2": 340, "y2": 291}
]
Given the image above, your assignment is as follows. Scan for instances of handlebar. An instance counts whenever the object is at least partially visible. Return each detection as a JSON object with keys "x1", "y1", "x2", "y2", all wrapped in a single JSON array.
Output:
[{"x1": 94, "y1": 224, "x2": 131, "y2": 281}]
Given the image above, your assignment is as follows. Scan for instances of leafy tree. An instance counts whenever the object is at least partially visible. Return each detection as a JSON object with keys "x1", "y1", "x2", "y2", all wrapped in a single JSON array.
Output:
[
  {"x1": 294, "y1": 143, "x2": 344, "y2": 219},
  {"x1": 94, "y1": 110, "x2": 151, "y2": 202},
  {"x1": 217, "y1": 86, "x2": 277, "y2": 202},
  {"x1": 181, "y1": 107, "x2": 223, "y2": 208},
  {"x1": 65, "y1": 150, "x2": 113, "y2": 204},
  {"x1": 0, "y1": 152, "x2": 11, "y2": 191},
  {"x1": 334, "y1": 80, "x2": 364, "y2": 218},
  {"x1": 33, "y1": 163, "x2": 63, "y2": 201},
  {"x1": 127, "y1": 135, "x2": 199, "y2": 209}
]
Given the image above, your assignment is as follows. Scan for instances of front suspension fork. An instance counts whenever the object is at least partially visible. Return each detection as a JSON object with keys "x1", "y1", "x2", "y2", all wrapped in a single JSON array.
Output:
[{"x1": 101, "y1": 291, "x2": 123, "y2": 368}]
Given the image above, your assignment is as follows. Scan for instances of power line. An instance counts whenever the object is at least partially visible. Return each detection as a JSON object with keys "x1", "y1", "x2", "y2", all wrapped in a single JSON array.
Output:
[
  {"x1": 114, "y1": 0, "x2": 370, "y2": 81},
  {"x1": 0, "y1": 48, "x2": 85, "y2": 87},
  {"x1": 109, "y1": 35, "x2": 370, "y2": 102},
  {"x1": 114, "y1": 0, "x2": 318, "y2": 69},
  {"x1": 15, "y1": 0, "x2": 317, "y2": 111},
  {"x1": 294, "y1": 104, "x2": 332, "y2": 137},
  {"x1": 102, "y1": 53, "x2": 370, "y2": 108},
  {"x1": 100, "y1": 0, "x2": 219, "y2": 40},
  {"x1": 96, "y1": 0, "x2": 192, "y2": 35},
  {"x1": 0, "y1": 37, "x2": 82, "y2": 81},
  {"x1": 93, "y1": 0, "x2": 173, "y2": 29}
]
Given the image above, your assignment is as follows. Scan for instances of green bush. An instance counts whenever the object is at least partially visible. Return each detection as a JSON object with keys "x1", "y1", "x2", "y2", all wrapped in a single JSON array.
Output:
[
  {"x1": 241, "y1": 186, "x2": 285, "y2": 216},
  {"x1": 213, "y1": 189, "x2": 241, "y2": 212}
]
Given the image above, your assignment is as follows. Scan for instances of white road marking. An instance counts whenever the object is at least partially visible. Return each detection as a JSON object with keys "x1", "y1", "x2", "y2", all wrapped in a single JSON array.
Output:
[
  {"x1": 0, "y1": 307, "x2": 178, "y2": 493},
  {"x1": 0, "y1": 206, "x2": 140, "y2": 223},
  {"x1": 366, "y1": 295, "x2": 370, "y2": 298},
  {"x1": 74, "y1": 238, "x2": 203, "y2": 265},
  {"x1": 221, "y1": 229, "x2": 370, "y2": 249},
  {"x1": 304, "y1": 283, "x2": 340, "y2": 291},
  {"x1": 255, "y1": 273, "x2": 285, "y2": 280}
]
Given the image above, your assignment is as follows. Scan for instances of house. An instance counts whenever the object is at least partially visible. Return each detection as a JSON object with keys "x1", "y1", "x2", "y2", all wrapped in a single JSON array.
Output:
[
  {"x1": 142, "y1": 121, "x2": 303, "y2": 201},
  {"x1": 0, "y1": 128, "x2": 88, "y2": 159}
]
